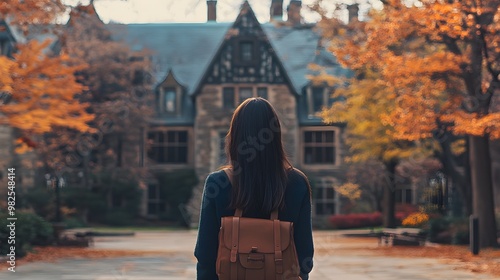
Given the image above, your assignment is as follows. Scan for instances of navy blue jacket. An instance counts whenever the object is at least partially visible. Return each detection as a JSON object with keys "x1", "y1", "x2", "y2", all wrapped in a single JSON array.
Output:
[{"x1": 194, "y1": 169, "x2": 314, "y2": 280}]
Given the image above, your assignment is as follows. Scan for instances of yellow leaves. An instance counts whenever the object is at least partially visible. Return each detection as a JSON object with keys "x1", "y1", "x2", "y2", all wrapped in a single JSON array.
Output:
[
  {"x1": 402, "y1": 212, "x2": 429, "y2": 227},
  {"x1": 307, "y1": 63, "x2": 344, "y2": 87},
  {"x1": 451, "y1": 139, "x2": 466, "y2": 156},
  {"x1": 334, "y1": 182, "x2": 362, "y2": 202},
  {"x1": 320, "y1": 73, "x2": 431, "y2": 164},
  {"x1": 0, "y1": 39, "x2": 93, "y2": 135}
]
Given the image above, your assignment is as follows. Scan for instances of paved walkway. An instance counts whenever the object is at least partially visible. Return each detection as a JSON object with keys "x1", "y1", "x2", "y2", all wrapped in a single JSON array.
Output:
[{"x1": 1, "y1": 230, "x2": 498, "y2": 279}]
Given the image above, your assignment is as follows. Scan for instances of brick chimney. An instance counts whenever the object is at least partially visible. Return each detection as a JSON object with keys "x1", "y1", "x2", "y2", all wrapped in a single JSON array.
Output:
[
  {"x1": 207, "y1": 0, "x2": 217, "y2": 22},
  {"x1": 270, "y1": 0, "x2": 283, "y2": 22},
  {"x1": 287, "y1": 0, "x2": 302, "y2": 26},
  {"x1": 347, "y1": 4, "x2": 359, "y2": 23}
]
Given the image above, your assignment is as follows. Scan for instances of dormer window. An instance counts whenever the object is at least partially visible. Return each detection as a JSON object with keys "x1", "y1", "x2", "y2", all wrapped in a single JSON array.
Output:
[
  {"x1": 165, "y1": 88, "x2": 176, "y2": 113},
  {"x1": 307, "y1": 86, "x2": 334, "y2": 116},
  {"x1": 158, "y1": 86, "x2": 181, "y2": 115},
  {"x1": 312, "y1": 87, "x2": 325, "y2": 112},
  {"x1": 156, "y1": 71, "x2": 184, "y2": 116}
]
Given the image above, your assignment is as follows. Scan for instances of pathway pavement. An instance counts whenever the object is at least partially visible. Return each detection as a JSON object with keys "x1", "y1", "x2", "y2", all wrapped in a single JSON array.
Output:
[{"x1": 1, "y1": 230, "x2": 498, "y2": 280}]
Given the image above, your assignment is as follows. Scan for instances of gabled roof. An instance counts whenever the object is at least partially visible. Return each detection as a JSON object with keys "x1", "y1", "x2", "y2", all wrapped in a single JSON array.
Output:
[
  {"x1": 263, "y1": 23, "x2": 321, "y2": 91},
  {"x1": 106, "y1": 4, "x2": 350, "y2": 96},
  {"x1": 108, "y1": 22, "x2": 231, "y2": 91},
  {"x1": 194, "y1": 1, "x2": 295, "y2": 95}
]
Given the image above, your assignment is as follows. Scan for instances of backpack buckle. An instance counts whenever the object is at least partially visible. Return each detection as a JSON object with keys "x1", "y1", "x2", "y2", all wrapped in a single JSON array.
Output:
[{"x1": 275, "y1": 258, "x2": 283, "y2": 273}]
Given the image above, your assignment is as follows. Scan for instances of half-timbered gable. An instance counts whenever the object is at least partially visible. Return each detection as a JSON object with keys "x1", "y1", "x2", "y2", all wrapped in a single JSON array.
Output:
[{"x1": 201, "y1": 3, "x2": 291, "y2": 86}]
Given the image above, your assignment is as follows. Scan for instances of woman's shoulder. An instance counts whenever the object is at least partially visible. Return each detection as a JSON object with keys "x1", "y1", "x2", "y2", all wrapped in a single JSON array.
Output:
[
  {"x1": 206, "y1": 169, "x2": 230, "y2": 183},
  {"x1": 288, "y1": 167, "x2": 309, "y2": 182},
  {"x1": 287, "y1": 167, "x2": 312, "y2": 192}
]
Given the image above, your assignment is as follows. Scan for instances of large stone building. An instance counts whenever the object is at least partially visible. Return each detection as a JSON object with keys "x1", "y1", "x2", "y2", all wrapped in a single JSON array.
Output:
[
  {"x1": 6, "y1": 0, "x2": 497, "y2": 225},
  {"x1": 105, "y1": 0, "x2": 352, "y2": 224}
]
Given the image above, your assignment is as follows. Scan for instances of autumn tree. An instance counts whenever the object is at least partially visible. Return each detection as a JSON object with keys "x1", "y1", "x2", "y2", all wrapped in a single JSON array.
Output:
[
  {"x1": 318, "y1": 70, "x2": 433, "y2": 227},
  {"x1": 316, "y1": 0, "x2": 499, "y2": 247},
  {"x1": 0, "y1": 0, "x2": 65, "y2": 28},
  {"x1": 0, "y1": 0, "x2": 93, "y2": 136},
  {"x1": 48, "y1": 3, "x2": 153, "y2": 222}
]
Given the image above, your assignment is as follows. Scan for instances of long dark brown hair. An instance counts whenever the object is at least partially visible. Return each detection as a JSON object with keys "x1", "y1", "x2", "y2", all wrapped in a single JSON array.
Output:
[{"x1": 224, "y1": 97, "x2": 291, "y2": 214}]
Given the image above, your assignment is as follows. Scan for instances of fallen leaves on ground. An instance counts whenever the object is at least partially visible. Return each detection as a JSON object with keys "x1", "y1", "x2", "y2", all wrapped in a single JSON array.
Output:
[
  {"x1": 315, "y1": 235, "x2": 500, "y2": 277},
  {"x1": 0, "y1": 246, "x2": 171, "y2": 269},
  {"x1": 373, "y1": 244, "x2": 500, "y2": 277}
]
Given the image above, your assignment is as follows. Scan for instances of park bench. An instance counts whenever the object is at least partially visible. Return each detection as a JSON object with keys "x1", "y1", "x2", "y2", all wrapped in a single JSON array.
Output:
[
  {"x1": 379, "y1": 228, "x2": 426, "y2": 246},
  {"x1": 59, "y1": 229, "x2": 94, "y2": 247}
]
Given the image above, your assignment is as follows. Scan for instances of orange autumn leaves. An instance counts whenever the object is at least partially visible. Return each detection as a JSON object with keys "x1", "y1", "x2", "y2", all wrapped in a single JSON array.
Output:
[
  {"x1": 0, "y1": 0, "x2": 94, "y2": 135},
  {"x1": 318, "y1": 0, "x2": 500, "y2": 141},
  {"x1": 0, "y1": 0, "x2": 65, "y2": 28},
  {"x1": 0, "y1": 40, "x2": 93, "y2": 134}
]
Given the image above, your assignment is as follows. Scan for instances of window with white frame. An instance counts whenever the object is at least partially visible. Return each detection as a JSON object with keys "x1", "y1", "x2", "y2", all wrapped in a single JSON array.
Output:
[
  {"x1": 221, "y1": 86, "x2": 269, "y2": 108},
  {"x1": 307, "y1": 86, "x2": 336, "y2": 116},
  {"x1": 303, "y1": 130, "x2": 336, "y2": 165},
  {"x1": 147, "y1": 183, "x2": 165, "y2": 216},
  {"x1": 313, "y1": 178, "x2": 338, "y2": 216},
  {"x1": 146, "y1": 130, "x2": 188, "y2": 164},
  {"x1": 239, "y1": 87, "x2": 253, "y2": 102}
]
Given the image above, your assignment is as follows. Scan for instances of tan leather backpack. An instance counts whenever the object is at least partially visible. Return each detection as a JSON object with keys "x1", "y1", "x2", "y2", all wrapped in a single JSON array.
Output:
[{"x1": 216, "y1": 170, "x2": 301, "y2": 280}]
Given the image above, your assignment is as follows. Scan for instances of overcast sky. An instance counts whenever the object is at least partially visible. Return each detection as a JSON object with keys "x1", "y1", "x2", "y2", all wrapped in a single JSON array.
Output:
[{"x1": 61, "y1": 0, "x2": 346, "y2": 24}]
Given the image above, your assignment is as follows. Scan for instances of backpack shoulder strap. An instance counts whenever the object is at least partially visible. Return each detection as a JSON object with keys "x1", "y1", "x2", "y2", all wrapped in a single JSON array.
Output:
[{"x1": 223, "y1": 168, "x2": 279, "y2": 220}]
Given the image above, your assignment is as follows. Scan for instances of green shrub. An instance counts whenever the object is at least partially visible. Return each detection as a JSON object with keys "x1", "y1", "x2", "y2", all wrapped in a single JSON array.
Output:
[
  {"x1": 450, "y1": 218, "x2": 469, "y2": 245},
  {"x1": 426, "y1": 216, "x2": 451, "y2": 243},
  {"x1": 22, "y1": 187, "x2": 55, "y2": 220},
  {"x1": 425, "y1": 216, "x2": 470, "y2": 244},
  {"x1": 0, "y1": 212, "x2": 53, "y2": 258},
  {"x1": 63, "y1": 171, "x2": 142, "y2": 226},
  {"x1": 156, "y1": 169, "x2": 198, "y2": 226},
  {"x1": 63, "y1": 186, "x2": 107, "y2": 221}
]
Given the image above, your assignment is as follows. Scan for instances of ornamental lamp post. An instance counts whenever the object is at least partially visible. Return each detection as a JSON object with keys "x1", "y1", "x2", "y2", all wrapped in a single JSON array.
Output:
[{"x1": 45, "y1": 173, "x2": 65, "y2": 241}]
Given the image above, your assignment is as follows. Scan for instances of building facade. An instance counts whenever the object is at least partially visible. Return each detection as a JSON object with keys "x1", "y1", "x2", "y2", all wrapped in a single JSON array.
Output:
[
  {"x1": 4, "y1": 1, "x2": 496, "y2": 224},
  {"x1": 107, "y1": 1, "x2": 351, "y2": 225}
]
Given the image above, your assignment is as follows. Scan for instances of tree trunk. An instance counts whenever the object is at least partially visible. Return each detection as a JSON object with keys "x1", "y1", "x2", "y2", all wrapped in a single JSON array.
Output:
[
  {"x1": 438, "y1": 134, "x2": 472, "y2": 215},
  {"x1": 383, "y1": 160, "x2": 397, "y2": 228},
  {"x1": 469, "y1": 135, "x2": 498, "y2": 248},
  {"x1": 116, "y1": 133, "x2": 123, "y2": 168}
]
